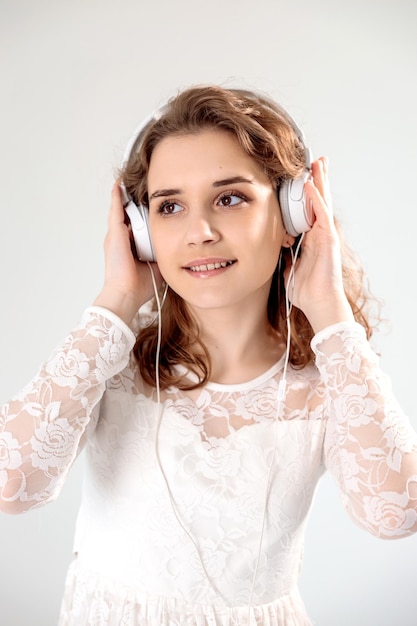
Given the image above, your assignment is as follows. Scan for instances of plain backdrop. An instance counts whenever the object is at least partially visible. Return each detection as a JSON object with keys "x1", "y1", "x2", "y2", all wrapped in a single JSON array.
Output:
[{"x1": 1, "y1": 1, "x2": 416, "y2": 625}]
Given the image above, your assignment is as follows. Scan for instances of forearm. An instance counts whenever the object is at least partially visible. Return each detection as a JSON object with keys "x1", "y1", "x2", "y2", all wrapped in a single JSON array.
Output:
[
  {"x1": 315, "y1": 322, "x2": 417, "y2": 538},
  {"x1": 0, "y1": 307, "x2": 135, "y2": 514}
]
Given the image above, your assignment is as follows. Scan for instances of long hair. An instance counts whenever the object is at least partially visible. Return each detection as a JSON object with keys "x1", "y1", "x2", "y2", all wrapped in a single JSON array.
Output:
[{"x1": 121, "y1": 84, "x2": 378, "y2": 390}]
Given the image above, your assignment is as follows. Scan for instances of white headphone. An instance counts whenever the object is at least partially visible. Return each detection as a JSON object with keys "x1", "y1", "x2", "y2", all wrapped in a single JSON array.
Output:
[{"x1": 120, "y1": 98, "x2": 313, "y2": 262}]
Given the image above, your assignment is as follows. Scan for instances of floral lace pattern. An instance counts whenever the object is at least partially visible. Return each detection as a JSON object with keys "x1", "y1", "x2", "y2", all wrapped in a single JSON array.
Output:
[
  {"x1": 1, "y1": 308, "x2": 417, "y2": 625},
  {"x1": 0, "y1": 308, "x2": 135, "y2": 511}
]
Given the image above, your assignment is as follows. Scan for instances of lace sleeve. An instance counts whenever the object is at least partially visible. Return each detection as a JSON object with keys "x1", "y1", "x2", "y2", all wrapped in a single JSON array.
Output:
[
  {"x1": 0, "y1": 306, "x2": 136, "y2": 514},
  {"x1": 313, "y1": 322, "x2": 417, "y2": 539}
]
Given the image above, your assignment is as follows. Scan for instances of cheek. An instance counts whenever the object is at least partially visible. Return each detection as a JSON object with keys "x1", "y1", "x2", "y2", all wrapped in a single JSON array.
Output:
[
  {"x1": 251, "y1": 210, "x2": 284, "y2": 255},
  {"x1": 152, "y1": 243, "x2": 171, "y2": 274},
  {"x1": 150, "y1": 232, "x2": 179, "y2": 285},
  {"x1": 149, "y1": 221, "x2": 170, "y2": 258},
  {"x1": 251, "y1": 213, "x2": 283, "y2": 277},
  {"x1": 257, "y1": 246, "x2": 281, "y2": 282}
]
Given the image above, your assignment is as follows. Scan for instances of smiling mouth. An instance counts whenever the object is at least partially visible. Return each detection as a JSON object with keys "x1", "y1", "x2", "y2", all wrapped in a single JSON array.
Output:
[{"x1": 187, "y1": 260, "x2": 235, "y2": 272}]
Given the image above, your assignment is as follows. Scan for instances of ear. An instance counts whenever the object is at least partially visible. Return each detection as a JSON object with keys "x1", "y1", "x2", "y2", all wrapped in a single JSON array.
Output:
[{"x1": 282, "y1": 234, "x2": 296, "y2": 249}]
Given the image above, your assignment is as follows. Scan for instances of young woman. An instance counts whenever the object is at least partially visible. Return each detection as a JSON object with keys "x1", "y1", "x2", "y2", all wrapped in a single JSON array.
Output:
[{"x1": 1, "y1": 85, "x2": 417, "y2": 626}]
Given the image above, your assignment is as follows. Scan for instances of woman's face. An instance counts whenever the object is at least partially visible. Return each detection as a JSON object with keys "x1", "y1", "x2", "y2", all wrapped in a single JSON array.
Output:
[{"x1": 147, "y1": 129, "x2": 290, "y2": 313}]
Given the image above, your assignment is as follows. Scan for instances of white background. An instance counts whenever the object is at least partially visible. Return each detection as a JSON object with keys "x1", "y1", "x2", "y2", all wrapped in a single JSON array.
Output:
[{"x1": 1, "y1": 1, "x2": 416, "y2": 624}]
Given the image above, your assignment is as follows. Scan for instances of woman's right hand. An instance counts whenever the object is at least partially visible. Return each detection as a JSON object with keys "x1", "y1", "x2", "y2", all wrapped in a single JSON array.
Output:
[{"x1": 93, "y1": 181, "x2": 163, "y2": 325}]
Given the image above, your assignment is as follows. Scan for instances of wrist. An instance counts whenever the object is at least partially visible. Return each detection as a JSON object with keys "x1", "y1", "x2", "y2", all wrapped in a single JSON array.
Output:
[
  {"x1": 305, "y1": 296, "x2": 355, "y2": 335},
  {"x1": 93, "y1": 287, "x2": 145, "y2": 326}
]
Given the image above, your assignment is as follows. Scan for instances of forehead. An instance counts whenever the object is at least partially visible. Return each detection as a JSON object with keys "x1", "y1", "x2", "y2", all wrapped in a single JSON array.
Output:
[{"x1": 147, "y1": 129, "x2": 269, "y2": 186}]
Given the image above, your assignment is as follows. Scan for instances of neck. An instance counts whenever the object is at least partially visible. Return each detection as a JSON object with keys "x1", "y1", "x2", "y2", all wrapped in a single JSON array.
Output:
[{"x1": 187, "y1": 296, "x2": 284, "y2": 385}]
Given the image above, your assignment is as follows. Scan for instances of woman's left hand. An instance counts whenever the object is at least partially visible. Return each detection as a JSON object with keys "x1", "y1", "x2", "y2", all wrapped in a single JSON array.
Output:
[{"x1": 287, "y1": 156, "x2": 355, "y2": 333}]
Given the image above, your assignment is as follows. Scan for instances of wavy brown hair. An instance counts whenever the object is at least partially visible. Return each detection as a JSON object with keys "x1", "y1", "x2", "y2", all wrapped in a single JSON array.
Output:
[{"x1": 121, "y1": 84, "x2": 378, "y2": 390}]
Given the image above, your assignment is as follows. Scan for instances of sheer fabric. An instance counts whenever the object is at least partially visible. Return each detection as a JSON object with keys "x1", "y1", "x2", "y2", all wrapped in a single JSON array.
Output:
[{"x1": 1, "y1": 306, "x2": 416, "y2": 625}]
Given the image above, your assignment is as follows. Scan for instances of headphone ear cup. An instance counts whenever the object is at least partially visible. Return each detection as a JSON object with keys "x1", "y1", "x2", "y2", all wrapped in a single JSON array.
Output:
[
  {"x1": 278, "y1": 171, "x2": 313, "y2": 237},
  {"x1": 125, "y1": 201, "x2": 156, "y2": 262},
  {"x1": 278, "y1": 181, "x2": 295, "y2": 236}
]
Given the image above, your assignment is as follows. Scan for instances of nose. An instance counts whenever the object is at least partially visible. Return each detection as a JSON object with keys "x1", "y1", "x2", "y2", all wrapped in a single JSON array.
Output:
[{"x1": 184, "y1": 208, "x2": 221, "y2": 246}]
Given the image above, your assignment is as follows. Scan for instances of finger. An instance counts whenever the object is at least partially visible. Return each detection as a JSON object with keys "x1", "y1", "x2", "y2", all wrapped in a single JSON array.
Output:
[
  {"x1": 304, "y1": 179, "x2": 333, "y2": 228},
  {"x1": 108, "y1": 181, "x2": 126, "y2": 228},
  {"x1": 311, "y1": 157, "x2": 332, "y2": 209}
]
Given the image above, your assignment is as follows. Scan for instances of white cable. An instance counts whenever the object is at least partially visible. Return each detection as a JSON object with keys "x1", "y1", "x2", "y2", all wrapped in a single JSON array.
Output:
[
  {"x1": 142, "y1": 282, "x2": 168, "y2": 329},
  {"x1": 147, "y1": 234, "x2": 304, "y2": 619},
  {"x1": 146, "y1": 262, "x2": 163, "y2": 402},
  {"x1": 146, "y1": 262, "x2": 227, "y2": 604},
  {"x1": 246, "y1": 234, "x2": 305, "y2": 623}
]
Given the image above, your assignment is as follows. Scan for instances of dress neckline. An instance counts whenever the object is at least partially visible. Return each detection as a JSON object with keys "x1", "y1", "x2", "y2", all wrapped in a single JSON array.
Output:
[{"x1": 174, "y1": 354, "x2": 286, "y2": 393}]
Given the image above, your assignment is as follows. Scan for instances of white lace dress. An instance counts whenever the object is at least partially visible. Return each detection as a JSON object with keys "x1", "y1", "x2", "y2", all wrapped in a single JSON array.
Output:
[{"x1": 1, "y1": 307, "x2": 417, "y2": 626}]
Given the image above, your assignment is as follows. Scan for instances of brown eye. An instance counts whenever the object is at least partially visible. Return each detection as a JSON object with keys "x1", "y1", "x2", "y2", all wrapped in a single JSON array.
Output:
[
  {"x1": 158, "y1": 201, "x2": 182, "y2": 215},
  {"x1": 218, "y1": 193, "x2": 245, "y2": 207}
]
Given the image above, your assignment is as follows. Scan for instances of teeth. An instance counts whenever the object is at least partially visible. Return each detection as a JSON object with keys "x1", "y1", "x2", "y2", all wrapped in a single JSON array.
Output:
[{"x1": 189, "y1": 261, "x2": 232, "y2": 272}]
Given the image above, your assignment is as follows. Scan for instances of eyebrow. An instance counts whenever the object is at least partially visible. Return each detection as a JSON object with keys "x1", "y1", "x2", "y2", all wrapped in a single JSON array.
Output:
[
  {"x1": 149, "y1": 176, "x2": 254, "y2": 200},
  {"x1": 212, "y1": 175, "x2": 254, "y2": 187}
]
